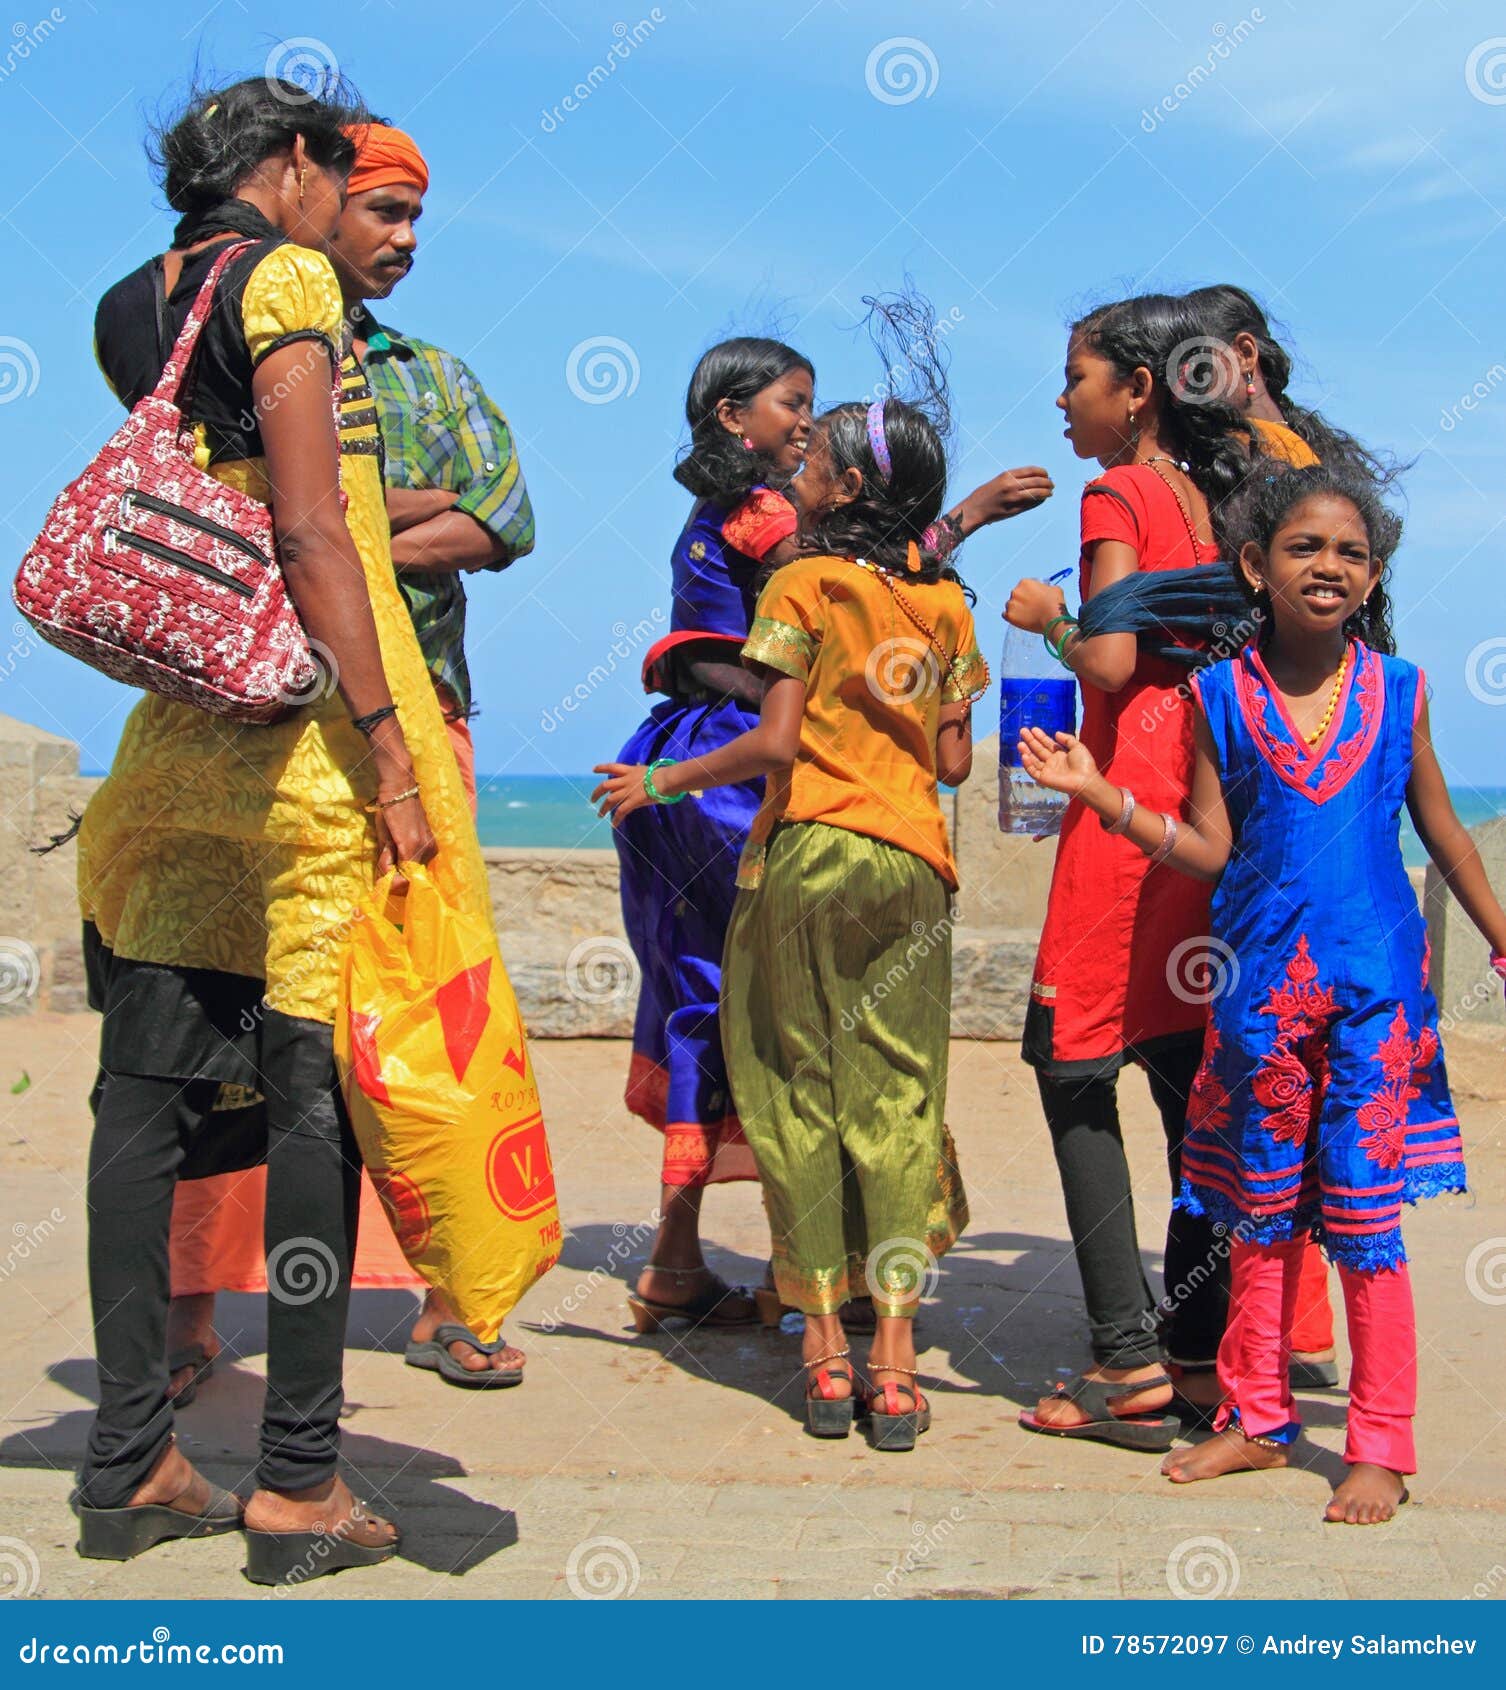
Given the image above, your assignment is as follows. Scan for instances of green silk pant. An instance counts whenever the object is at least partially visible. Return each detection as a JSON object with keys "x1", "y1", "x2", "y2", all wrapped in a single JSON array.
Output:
[{"x1": 721, "y1": 822, "x2": 966, "y2": 1317}]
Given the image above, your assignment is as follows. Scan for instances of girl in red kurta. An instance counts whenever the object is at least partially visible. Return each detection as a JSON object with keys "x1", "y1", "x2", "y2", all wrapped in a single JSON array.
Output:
[{"x1": 1005, "y1": 293, "x2": 1258, "y2": 1450}]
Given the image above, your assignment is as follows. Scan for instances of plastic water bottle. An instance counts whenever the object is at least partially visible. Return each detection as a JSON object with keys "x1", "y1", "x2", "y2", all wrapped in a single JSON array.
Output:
[{"x1": 998, "y1": 570, "x2": 1077, "y2": 837}]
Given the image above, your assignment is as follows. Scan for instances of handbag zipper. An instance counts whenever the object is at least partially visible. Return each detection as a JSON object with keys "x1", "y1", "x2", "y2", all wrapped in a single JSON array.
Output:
[
  {"x1": 103, "y1": 527, "x2": 256, "y2": 598},
  {"x1": 120, "y1": 490, "x2": 268, "y2": 563}
]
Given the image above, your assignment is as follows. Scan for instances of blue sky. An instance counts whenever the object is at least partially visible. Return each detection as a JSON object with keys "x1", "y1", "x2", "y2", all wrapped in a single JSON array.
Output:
[{"x1": 5, "y1": 0, "x2": 1506, "y2": 788}]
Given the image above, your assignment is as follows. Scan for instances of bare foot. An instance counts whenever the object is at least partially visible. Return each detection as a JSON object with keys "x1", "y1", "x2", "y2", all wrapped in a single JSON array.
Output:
[
  {"x1": 1162, "y1": 1426, "x2": 1289, "y2": 1483},
  {"x1": 803, "y1": 1316, "x2": 853, "y2": 1401},
  {"x1": 243, "y1": 1474, "x2": 398, "y2": 1547},
  {"x1": 634, "y1": 1264, "x2": 757, "y2": 1321},
  {"x1": 1292, "y1": 1348, "x2": 1336, "y2": 1365},
  {"x1": 1034, "y1": 1363, "x2": 1173, "y2": 1429},
  {"x1": 127, "y1": 1439, "x2": 242, "y2": 1518},
  {"x1": 410, "y1": 1289, "x2": 525, "y2": 1375},
  {"x1": 1325, "y1": 1462, "x2": 1407, "y2": 1524},
  {"x1": 165, "y1": 1293, "x2": 221, "y2": 1402}
]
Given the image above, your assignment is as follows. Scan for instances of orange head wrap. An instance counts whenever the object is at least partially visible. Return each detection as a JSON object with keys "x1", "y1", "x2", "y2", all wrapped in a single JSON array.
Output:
[{"x1": 343, "y1": 122, "x2": 430, "y2": 196}]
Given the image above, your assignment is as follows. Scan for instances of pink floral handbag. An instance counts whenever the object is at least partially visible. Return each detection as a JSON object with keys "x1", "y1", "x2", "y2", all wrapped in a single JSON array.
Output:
[{"x1": 13, "y1": 240, "x2": 330, "y2": 723}]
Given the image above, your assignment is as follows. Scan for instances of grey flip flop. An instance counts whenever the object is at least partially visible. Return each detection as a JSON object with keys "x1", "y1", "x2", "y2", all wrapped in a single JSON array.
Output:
[{"x1": 404, "y1": 1322, "x2": 524, "y2": 1389}]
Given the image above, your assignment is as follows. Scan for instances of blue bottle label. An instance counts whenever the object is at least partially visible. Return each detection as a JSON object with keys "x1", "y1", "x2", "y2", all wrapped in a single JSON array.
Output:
[{"x1": 998, "y1": 677, "x2": 1076, "y2": 769}]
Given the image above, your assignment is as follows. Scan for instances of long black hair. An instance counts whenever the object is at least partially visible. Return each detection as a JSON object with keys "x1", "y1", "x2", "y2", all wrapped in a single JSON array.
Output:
[
  {"x1": 1180, "y1": 284, "x2": 1396, "y2": 482},
  {"x1": 800, "y1": 290, "x2": 970, "y2": 592},
  {"x1": 149, "y1": 73, "x2": 369, "y2": 231},
  {"x1": 1232, "y1": 463, "x2": 1399, "y2": 654},
  {"x1": 672, "y1": 336, "x2": 813, "y2": 504},
  {"x1": 1072, "y1": 292, "x2": 1257, "y2": 550}
]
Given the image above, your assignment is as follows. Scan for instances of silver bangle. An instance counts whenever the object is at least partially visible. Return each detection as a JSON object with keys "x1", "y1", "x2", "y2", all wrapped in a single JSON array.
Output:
[
  {"x1": 1148, "y1": 812, "x2": 1179, "y2": 864},
  {"x1": 1102, "y1": 787, "x2": 1136, "y2": 835}
]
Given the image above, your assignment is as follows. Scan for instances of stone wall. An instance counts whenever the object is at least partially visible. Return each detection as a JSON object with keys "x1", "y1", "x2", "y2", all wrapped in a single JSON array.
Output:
[{"x1": 0, "y1": 712, "x2": 1486, "y2": 1037}]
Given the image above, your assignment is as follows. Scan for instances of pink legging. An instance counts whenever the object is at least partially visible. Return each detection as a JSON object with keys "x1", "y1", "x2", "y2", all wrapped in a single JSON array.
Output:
[{"x1": 1218, "y1": 1234, "x2": 1417, "y2": 1473}]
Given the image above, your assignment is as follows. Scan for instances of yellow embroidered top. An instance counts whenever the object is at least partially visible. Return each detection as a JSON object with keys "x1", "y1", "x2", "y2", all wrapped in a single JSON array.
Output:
[
  {"x1": 738, "y1": 554, "x2": 989, "y2": 891},
  {"x1": 79, "y1": 242, "x2": 492, "y2": 1020}
]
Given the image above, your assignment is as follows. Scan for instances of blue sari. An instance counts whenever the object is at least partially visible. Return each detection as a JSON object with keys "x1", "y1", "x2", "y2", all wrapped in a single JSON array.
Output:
[{"x1": 614, "y1": 499, "x2": 765, "y2": 1185}]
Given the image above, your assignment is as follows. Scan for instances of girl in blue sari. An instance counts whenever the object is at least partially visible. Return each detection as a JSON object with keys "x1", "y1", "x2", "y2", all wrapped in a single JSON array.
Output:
[{"x1": 615, "y1": 338, "x2": 813, "y2": 1329}]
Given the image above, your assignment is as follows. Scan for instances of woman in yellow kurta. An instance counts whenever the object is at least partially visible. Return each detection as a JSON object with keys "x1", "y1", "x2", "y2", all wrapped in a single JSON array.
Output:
[{"x1": 75, "y1": 77, "x2": 490, "y2": 1583}]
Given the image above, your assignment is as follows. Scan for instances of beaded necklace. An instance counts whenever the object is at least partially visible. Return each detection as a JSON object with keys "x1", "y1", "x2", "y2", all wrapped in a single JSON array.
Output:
[
  {"x1": 852, "y1": 558, "x2": 970, "y2": 695},
  {"x1": 1141, "y1": 457, "x2": 1210, "y2": 560}
]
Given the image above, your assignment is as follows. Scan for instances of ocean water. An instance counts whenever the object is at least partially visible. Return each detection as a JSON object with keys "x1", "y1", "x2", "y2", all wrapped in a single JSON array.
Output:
[{"x1": 476, "y1": 774, "x2": 1506, "y2": 870}]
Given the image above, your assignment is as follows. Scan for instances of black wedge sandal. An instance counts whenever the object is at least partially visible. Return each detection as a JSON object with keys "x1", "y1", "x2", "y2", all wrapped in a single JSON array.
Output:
[
  {"x1": 804, "y1": 1348, "x2": 856, "y2": 1438},
  {"x1": 860, "y1": 1367, "x2": 931, "y2": 1452},
  {"x1": 77, "y1": 1460, "x2": 243, "y2": 1562},
  {"x1": 243, "y1": 1498, "x2": 401, "y2": 1587}
]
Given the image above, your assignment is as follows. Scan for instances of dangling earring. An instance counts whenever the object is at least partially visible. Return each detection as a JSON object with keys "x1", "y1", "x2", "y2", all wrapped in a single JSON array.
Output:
[
  {"x1": 1127, "y1": 404, "x2": 1139, "y2": 445},
  {"x1": 298, "y1": 164, "x2": 307, "y2": 208},
  {"x1": 1245, "y1": 373, "x2": 1256, "y2": 406},
  {"x1": 742, "y1": 436, "x2": 755, "y2": 451}
]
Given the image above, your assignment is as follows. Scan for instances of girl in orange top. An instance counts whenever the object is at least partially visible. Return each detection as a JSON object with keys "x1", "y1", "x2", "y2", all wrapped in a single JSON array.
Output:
[{"x1": 595, "y1": 386, "x2": 987, "y2": 1452}]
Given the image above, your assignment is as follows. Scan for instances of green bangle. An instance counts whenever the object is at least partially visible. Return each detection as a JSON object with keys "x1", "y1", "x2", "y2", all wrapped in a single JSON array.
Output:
[
  {"x1": 644, "y1": 758, "x2": 685, "y2": 805},
  {"x1": 1043, "y1": 614, "x2": 1079, "y2": 663}
]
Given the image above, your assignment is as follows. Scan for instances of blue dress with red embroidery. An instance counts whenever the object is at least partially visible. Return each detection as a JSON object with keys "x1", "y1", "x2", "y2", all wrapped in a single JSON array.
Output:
[
  {"x1": 1178, "y1": 641, "x2": 1464, "y2": 1271},
  {"x1": 612, "y1": 489, "x2": 796, "y2": 1187}
]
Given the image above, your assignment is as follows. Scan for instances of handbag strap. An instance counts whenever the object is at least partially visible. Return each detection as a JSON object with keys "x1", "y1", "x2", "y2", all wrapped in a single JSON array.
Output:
[
  {"x1": 151, "y1": 236, "x2": 347, "y2": 466},
  {"x1": 152, "y1": 239, "x2": 255, "y2": 405}
]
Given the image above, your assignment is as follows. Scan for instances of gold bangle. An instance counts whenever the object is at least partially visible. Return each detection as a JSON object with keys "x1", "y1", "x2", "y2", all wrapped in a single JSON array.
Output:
[{"x1": 365, "y1": 784, "x2": 420, "y2": 813}]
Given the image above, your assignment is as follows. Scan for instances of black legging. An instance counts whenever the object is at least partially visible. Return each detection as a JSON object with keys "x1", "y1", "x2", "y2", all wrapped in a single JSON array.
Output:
[
  {"x1": 1037, "y1": 1038, "x2": 1228, "y2": 1371},
  {"x1": 78, "y1": 1010, "x2": 361, "y2": 1508}
]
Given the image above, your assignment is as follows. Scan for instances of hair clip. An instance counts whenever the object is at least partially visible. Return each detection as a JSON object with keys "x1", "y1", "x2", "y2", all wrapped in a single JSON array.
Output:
[
  {"x1": 203, "y1": 100, "x2": 220, "y2": 118},
  {"x1": 904, "y1": 540, "x2": 922, "y2": 574}
]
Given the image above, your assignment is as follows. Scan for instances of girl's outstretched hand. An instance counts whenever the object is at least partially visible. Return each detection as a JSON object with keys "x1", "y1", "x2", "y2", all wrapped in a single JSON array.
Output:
[
  {"x1": 960, "y1": 466, "x2": 1055, "y2": 529},
  {"x1": 591, "y1": 763, "x2": 651, "y2": 824},
  {"x1": 1018, "y1": 727, "x2": 1099, "y2": 795}
]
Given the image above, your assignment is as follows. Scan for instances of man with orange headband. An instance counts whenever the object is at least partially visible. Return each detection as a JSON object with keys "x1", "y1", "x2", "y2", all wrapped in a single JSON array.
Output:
[{"x1": 328, "y1": 120, "x2": 536, "y2": 811}]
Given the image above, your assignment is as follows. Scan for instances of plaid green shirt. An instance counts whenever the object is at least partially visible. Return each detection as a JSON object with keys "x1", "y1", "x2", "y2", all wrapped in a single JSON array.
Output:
[{"x1": 355, "y1": 304, "x2": 536, "y2": 716}]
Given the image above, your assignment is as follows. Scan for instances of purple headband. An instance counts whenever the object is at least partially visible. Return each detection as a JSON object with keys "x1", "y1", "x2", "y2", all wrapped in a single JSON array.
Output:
[{"x1": 865, "y1": 399, "x2": 892, "y2": 483}]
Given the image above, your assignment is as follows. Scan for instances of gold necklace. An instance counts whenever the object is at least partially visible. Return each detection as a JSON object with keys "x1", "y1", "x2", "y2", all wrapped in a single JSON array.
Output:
[{"x1": 1304, "y1": 644, "x2": 1349, "y2": 745}]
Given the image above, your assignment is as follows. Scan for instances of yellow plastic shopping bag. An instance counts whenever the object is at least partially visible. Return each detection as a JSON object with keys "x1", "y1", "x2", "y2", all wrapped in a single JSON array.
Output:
[{"x1": 334, "y1": 863, "x2": 561, "y2": 1341}]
